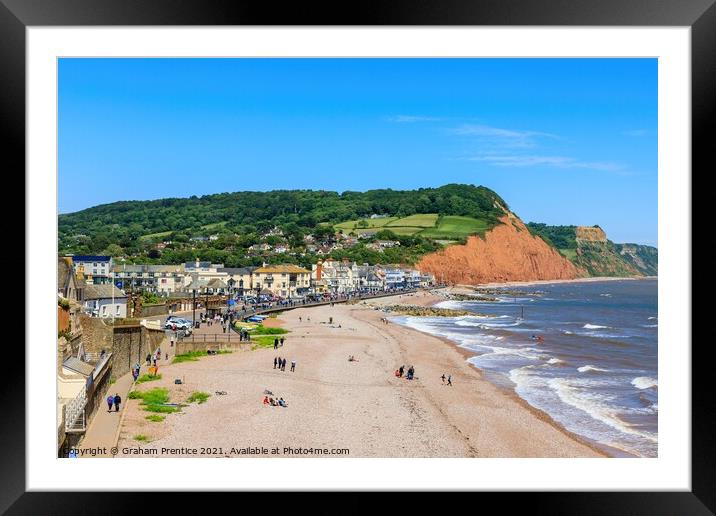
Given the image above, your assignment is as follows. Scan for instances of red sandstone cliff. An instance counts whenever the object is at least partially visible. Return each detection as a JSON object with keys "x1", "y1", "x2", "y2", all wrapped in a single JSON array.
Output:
[{"x1": 418, "y1": 214, "x2": 586, "y2": 285}]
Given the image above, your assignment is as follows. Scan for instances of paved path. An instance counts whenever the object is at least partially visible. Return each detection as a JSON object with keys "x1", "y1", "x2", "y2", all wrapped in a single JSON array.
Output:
[{"x1": 79, "y1": 338, "x2": 174, "y2": 457}]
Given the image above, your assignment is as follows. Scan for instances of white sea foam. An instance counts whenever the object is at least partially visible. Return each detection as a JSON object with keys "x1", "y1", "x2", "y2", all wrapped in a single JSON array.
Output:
[
  {"x1": 648, "y1": 316, "x2": 657, "y2": 320},
  {"x1": 547, "y1": 358, "x2": 566, "y2": 365},
  {"x1": 642, "y1": 324, "x2": 658, "y2": 328},
  {"x1": 583, "y1": 323, "x2": 610, "y2": 330},
  {"x1": 548, "y1": 378, "x2": 658, "y2": 443},
  {"x1": 632, "y1": 377, "x2": 658, "y2": 390},
  {"x1": 577, "y1": 365, "x2": 610, "y2": 373}
]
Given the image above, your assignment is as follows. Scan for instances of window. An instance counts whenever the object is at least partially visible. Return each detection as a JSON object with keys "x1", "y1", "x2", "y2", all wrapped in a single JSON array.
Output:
[
  {"x1": 93, "y1": 263, "x2": 97, "y2": 267},
  {"x1": 102, "y1": 305, "x2": 106, "y2": 314},
  {"x1": 116, "y1": 305, "x2": 121, "y2": 316}
]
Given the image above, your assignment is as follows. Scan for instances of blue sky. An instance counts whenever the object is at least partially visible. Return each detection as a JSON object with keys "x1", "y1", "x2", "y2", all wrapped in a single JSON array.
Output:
[{"x1": 59, "y1": 58, "x2": 657, "y2": 245}]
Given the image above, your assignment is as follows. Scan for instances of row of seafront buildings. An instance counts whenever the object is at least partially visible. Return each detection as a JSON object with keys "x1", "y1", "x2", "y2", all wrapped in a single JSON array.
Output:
[{"x1": 65, "y1": 255, "x2": 434, "y2": 308}]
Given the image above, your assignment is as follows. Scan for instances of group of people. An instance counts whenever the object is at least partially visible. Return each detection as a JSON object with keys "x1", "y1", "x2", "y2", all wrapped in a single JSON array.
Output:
[
  {"x1": 273, "y1": 337, "x2": 285, "y2": 349},
  {"x1": 440, "y1": 374, "x2": 453, "y2": 386},
  {"x1": 263, "y1": 395, "x2": 288, "y2": 407},
  {"x1": 274, "y1": 356, "x2": 296, "y2": 372},
  {"x1": 106, "y1": 393, "x2": 122, "y2": 413},
  {"x1": 394, "y1": 365, "x2": 415, "y2": 380},
  {"x1": 146, "y1": 347, "x2": 162, "y2": 367},
  {"x1": 380, "y1": 317, "x2": 390, "y2": 325},
  {"x1": 348, "y1": 355, "x2": 359, "y2": 362}
]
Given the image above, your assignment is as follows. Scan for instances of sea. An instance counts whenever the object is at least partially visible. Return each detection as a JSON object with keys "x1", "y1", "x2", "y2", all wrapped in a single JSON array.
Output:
[{"x1": 390, "y1": 279, "x2": 658, "y2": 457}]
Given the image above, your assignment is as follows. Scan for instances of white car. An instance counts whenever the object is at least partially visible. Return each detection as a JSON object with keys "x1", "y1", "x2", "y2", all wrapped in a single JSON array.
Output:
[{"x1": 165, "y1": 318, "x2": 192, "y2": 331}]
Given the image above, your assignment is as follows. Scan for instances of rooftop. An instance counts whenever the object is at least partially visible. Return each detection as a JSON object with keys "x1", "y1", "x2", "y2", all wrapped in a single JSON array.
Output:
[
  {"x1": 72, "y1": 255, "x2": 111, "y2": 262},
  {"x1": 254, "y1": 264, "x2": 311, "y2": 274},
  {"x1": 83, "y1": 284, "x2": 127, "y2": 300}
]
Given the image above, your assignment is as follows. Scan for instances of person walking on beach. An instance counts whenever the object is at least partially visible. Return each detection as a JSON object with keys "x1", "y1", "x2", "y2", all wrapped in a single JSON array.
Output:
[
  {"x1": 106, "y1": 395, "x2": 114, "y2": 412},
  {"x1": 447, "y1": 375, "x2": 452, "y2": 386},
  {"x1": 280, "y1": 337, "x2": 285, "y2": 347},
  {"x1": 441, "y1": 374, "x2": 446, "y2": 384},
  {"x1": 113, "y1": 393, "x2": 122, "y2": 412},
  {"x1": 299, "y1": 316, "x2": 302, "y2": 323},
  {"x1": 399, "y1": 365, "x2": 404, "y2": 378},
  {"x1": 274, "y1": 338, "x2": 279, "y2": 350},
  {"x1": 290, "y1": 359, "x2": 296, "y2": 372},
  {"x1": 282, "y1": 358, "x2": 287, "y2": 371},
  {"x1": 274, "y1": 356, "x2": 278, "y2": 369}
]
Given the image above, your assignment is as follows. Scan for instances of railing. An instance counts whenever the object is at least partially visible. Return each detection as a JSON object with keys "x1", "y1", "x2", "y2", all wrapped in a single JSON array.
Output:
[
  {"x1": 65, "y1": 387, "x2": 87, "y2": 433},
  {"x1": 234, "y1": 288, "x2": 419, "y2": 320},
  {"x1": 177, "y1": 332, "x2": 246, "y2": 344}
]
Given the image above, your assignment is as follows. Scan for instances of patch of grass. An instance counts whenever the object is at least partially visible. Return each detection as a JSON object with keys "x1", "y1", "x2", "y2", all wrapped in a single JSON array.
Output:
[
  {"x1": 133, "y1": 434, "x2": 149, "y2": 442},
  {"x1": 559, "y1": 248, "x2": 578, "y2": 261},
  {"x1": 187, "y1": 391, "x2": 211, "y2": 404},
  {"x1": 335, "y1": 216, "x2": 398, "y2": 231},
  {"x1": 250, "y1": 335, "x2": 280, "y2": 348},
  {"x1": 385, "y1": 213, "x2": 438, "y2": 228},
  {"x1": 129, "y1": 387, "x2": 181, "y2": 414},
  {"x1": 418, "y1": 216, "x2": 489, "y2": 239},
  {"x1": 109, "y1": 376, "x2": 117, "y2": 385},
  {"x1": 252, "y1": 325, "x2": 288, "y2": 335},
  {"x1": 139, "y1": 230, "x2": 172, "y2": 242},
  {"x1": 145, "y1": 414, "x2": 166, "y2": 423},
  {"x1": 136, "y1": 373, "x2": 162, "y2": 384},
  {"x1": 381, "y1": 226, "x2": 423, "y2": 235},
  {"x1": 172, "y1": 350, "x2": 231, "y2": 364}
]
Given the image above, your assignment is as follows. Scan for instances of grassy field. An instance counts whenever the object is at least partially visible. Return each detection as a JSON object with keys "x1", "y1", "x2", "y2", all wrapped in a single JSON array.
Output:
[
  {"x1": 383, "y1": 226, "x2": 423, "y2": 236},
  {"x1": 336, "y1": 213, "x2": 492, "y2": 240},
  {"x1": 418, "y1": 216, "x2": 490, "y2": 239},
  {"x1": 139, "y1": 230, "x2": 173, "y2": 242},
  {"x1": 385, "y1": 213, "x2": 438, "y2": 228},
  {"x1": 200, "y1": 221, "x2": 228, "y2": 230},
  {"x1": 335, "y1": 217, "x2": 398, "y2": 231}
]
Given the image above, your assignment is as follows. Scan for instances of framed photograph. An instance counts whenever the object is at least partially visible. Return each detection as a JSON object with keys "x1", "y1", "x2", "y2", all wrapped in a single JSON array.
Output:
[{"x1": 4, "y1": 0, "x2": 708, "y2": 511}]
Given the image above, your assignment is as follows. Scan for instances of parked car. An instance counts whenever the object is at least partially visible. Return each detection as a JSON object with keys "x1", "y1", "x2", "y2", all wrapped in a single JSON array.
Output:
[{"x1": 165, "y1": 318, "x2": 192, "y2": 331}]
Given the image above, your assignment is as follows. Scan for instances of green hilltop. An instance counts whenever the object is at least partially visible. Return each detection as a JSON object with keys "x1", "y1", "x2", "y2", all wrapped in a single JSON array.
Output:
[{"x1": 59, "y1": 184, "x2": 508, "y2": 267}]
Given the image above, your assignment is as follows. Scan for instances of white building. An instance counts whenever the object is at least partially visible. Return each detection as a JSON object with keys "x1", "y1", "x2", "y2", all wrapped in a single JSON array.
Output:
[
  {"x1": 311, "y1": 258, "x2": 360, "y2": 294},
  {"x1": 82, "y1": 284, "x2": 127, "y2": 318}
]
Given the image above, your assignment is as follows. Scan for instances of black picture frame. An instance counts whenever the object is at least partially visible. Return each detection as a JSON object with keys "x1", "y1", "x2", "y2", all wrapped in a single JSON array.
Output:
[{"x1": 3, "y1": 0, "x2": 707, "y2": 512}]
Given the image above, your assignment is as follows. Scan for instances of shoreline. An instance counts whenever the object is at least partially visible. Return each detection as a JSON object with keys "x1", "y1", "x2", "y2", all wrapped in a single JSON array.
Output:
[
  {"x1": 396, "y1": 285, "x2": 647, "y2": 457},
  {"x1": 116, "y1": 289, "x2": 604, "y2": 457},
  {"x1": 395, "y1": 313, "x2": 618, "y2": 458},
  {"x1": 460, "y1": 275, "x2": 655, "y2": 289},
  {"x1": 366, "y1": 292, "x2": 613, "y2": 458}
]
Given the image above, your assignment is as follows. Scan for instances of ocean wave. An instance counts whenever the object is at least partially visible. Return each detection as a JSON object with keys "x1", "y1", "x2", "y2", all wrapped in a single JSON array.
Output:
[
  {"x1": 648, "y1": 316, "x2": 657, "y2": 320},
  {"x1": 583, "y1": 323, "x2": 610, "y2": 330},
  {"x1": 599, "y1": 293, "x2": 612, "y2": 297},
  {"x1": 641, "y1": 324, "x2": 658, "y2": 328},
  {"x1": 563, "y1": 330, "x2": 574, "y2": 335},
  {"x1": 548, "y1": 378, "x2": 658, "y2": 443},
  {"x1": 632, "y1": 377, "x2": 658, "y2": 390},
  {"x1": 475, "y1": 345, "x2": 542, "y2": 361},
  {"x1": 546, "y1": 357, "x2": 568, "y2": 366},
  {"x1": 577, "y1": 365, "x2": 610, "y2": 373}
]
